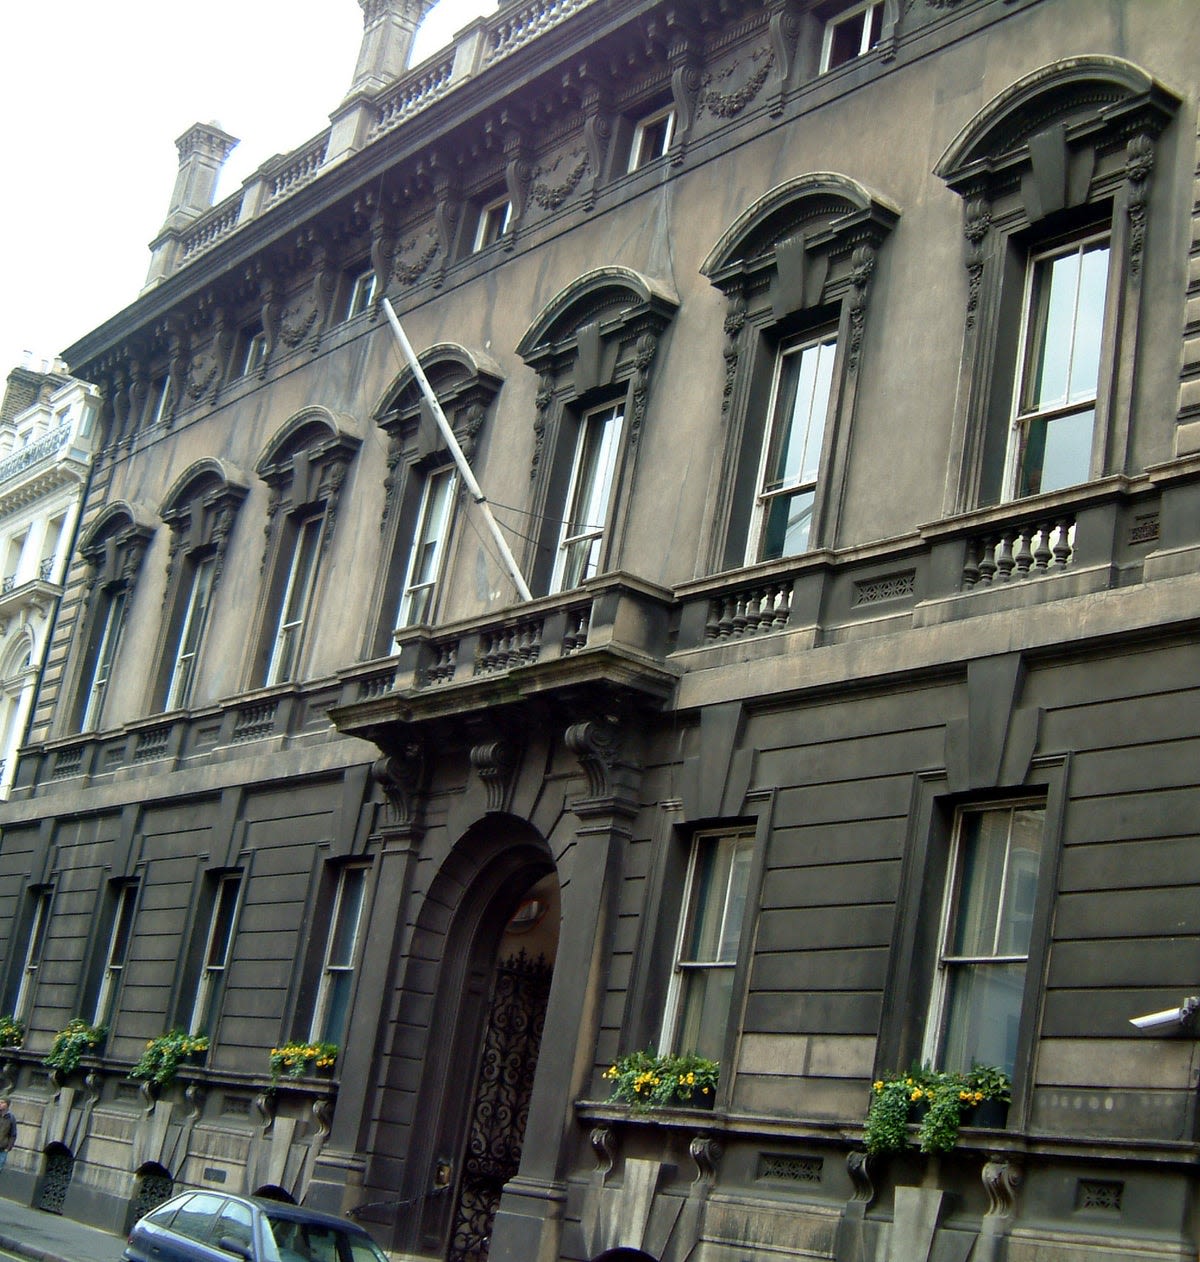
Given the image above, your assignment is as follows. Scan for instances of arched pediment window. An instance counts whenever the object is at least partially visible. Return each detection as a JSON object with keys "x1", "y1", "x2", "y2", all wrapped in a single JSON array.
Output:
[
  {"x1": 252, "y1": 408, "x2": 361, "y2": 686},
  {"x1": 933, "y1": 57, "x2": 1180, "y2": 511},
  {"x1": 152, "y1": 460, "x2": 249, "y2": 711},
  {"x1": 516, "y1": 267, "x2": 679, "y2": 595},
  {"x1": 367, "y1": 345, "x2": 504, "y2": 651},
  {"x1": 700, "y1": 174, "x2": 899, "y2": 570},
  {"x1": 71, "y1": 503, "x2": 156, "y2": 732}
]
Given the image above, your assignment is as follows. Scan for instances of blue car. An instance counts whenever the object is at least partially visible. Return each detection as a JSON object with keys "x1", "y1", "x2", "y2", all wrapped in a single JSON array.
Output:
[{"x1": 122, "y1": 1190, "x2": 390, "y2": 1262}]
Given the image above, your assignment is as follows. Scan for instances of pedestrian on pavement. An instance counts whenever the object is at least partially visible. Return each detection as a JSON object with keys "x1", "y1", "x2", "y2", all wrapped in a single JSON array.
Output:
[{"x1": 0, "y1": 1098, "x2": 15, "y2": 1173}]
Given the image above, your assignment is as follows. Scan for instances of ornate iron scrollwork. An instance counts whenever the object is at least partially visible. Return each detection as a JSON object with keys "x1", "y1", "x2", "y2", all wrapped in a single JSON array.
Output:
[{"x1": 446, "y1": 951, "x2": 552, "y2": 1262}]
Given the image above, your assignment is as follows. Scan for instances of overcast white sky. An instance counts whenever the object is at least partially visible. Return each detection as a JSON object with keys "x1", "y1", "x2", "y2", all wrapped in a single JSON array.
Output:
[{"x1": 0, "y1": 0, "x2": 495, "y2": 383}]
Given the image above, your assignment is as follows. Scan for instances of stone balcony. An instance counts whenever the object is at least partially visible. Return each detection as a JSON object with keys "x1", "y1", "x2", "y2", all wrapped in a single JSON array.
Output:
[{"x1": 14, "y1": 463, "x2": 1200, "y2": 799}]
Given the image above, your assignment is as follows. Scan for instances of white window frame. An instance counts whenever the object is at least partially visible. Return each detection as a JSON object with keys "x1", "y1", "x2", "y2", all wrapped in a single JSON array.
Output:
[
  {"x1": 189, "y1": 873, "x2": 243, "y2": 1036},
  {"x1": 398, "y1": 466, "x2": 456, "y2": 628},
  {"x1": 3, "y1": 530, "x2": 27, "y2": 591},
  {"x1": 922, "y1": 801, "x2": 1046, "y2": 1076},
  {"x1": 309, "y1": 864, "x2": 370, "y2": 1045},
  {"x1": 93, "y1": 882, "x2": 139, "y2": 1028},
  {"x1": 80, "y1": 587, "x2": 129, "y2": 733},
  {"x1": 660, "y1": 829, "x2": 755, "y2": 1059},
  {"x1": 241, "y1": 329, "x2": 268, "y2": 377},
  {"x1": 820, "y1": 0, "x2": 885, "y2": 73},
  {"x1": 345, "y1": 268, "x2": 377, "y2": 321},
  {"x1": 628, "y1": 106, "x2": 676, "y2": 172},
  {"x1": 265, "y1": 514, "x2": 324, "y2": 686},
  {"x1": 746, "y1": 332, "x2": 838, "y2": 563},
  {"x1": 40, "y1": 514, "x2": 65, "y2": 582},
  {"x1": 1004, "y1": 231, "x2": 1111, "y2": 502},
  {"x1": 550, "y1": 401, "x2": 624, "y2": 594},
  {"x1": 165, "y1": 555, "x2": 217, "y2": 710},
  {"x1": 473, "y1": 196, "x2": 513, "y2": 253},
  {"x1": 13, "y1": 888, "x2": 53, "y2": 1022},
  {"x1": 148, "y1": 375, "x2": 173, "y2": 427}
]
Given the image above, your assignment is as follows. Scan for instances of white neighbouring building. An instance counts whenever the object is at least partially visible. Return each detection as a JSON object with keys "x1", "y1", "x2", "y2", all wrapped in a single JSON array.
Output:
[{"x1": 0, "y1": 365, "x2": 99, "y2": 798}]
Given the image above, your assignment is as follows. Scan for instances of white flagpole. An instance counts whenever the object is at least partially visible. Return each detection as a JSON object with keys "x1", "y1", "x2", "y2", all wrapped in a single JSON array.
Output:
[{"x1": 381, "y1": 298, "x2": 533, "y2": 603}]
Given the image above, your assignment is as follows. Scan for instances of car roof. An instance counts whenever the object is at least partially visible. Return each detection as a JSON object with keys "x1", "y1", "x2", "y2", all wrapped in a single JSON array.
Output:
[{"x1": 157, "y1": 1190, "x2": 373, "y2": 1237}]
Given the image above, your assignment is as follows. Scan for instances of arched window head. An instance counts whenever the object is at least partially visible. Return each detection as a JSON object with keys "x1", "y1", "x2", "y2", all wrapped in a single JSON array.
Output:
[
  {"x1": 700, "y1": 174, "x2": 900, "y2": 569},
  {"x1": 934, "y1": 57, "x2": 1180, "y2": 511},
  {"x1": 517, "y1": 267, "x2": 679, "y2": 595}
]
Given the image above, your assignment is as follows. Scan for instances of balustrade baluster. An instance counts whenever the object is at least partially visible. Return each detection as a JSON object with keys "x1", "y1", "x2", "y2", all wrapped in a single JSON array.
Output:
[{"x1": 977, "y1": 536, "x2": 998, "y2": 585}]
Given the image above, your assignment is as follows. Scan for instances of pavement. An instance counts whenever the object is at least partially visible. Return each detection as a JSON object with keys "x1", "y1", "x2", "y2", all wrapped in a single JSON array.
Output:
[{"x1": 0, "y1": 1193, "x2": 127, "y2": 1262}]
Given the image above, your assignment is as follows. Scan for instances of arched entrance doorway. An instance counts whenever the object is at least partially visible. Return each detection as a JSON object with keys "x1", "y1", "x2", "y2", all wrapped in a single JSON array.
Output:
[
  {"x1": 393, "y1": 821, "x2": 560, "y2": 1262},
  {"x1": 446, "y1": 871, "x2": 559, "y2": 1262}
]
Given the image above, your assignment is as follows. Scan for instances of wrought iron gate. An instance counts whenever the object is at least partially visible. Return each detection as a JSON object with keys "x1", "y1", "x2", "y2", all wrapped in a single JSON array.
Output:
[{"x1": 447, "y1": 950, "x2": 552, "y2": 1262}]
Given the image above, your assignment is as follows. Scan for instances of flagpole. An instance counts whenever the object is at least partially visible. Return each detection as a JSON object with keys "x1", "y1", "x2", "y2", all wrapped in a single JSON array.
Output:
[{"x1": 381, "y1": 298, "x2": 533, "y2": 603}]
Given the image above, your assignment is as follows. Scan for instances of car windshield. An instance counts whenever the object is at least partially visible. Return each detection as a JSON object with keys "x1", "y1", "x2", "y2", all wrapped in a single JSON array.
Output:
[{"x1": 263, "y1": 1213, "x2": 388, "y2": 1262}]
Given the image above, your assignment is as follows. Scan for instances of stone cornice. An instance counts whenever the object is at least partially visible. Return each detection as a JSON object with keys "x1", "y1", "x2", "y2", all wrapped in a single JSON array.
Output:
[{"x1": 63, "y1": 0, "x2": 672, "y2": 373}]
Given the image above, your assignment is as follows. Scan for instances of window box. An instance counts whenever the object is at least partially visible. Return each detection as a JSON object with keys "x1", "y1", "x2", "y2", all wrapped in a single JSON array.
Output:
[
  {"x1": 864, "y1": 1065, "x2": 1011, "y2": 1154},
  {"x1": 603, "y1": 1049, "x2": 718, "y2": 1112}
]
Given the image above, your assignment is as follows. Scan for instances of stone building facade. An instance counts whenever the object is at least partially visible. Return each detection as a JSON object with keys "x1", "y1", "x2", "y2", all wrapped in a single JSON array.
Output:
[
  {"x1": 2, "y1": 1, "x2": 1200, "y2": 1260},
  {"x1": 0, "y1": 365, "x2": 98, "y2": 799}
]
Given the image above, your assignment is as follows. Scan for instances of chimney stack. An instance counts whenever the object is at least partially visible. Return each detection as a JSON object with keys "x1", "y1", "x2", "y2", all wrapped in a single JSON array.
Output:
[
  {"x1": 165, "y1": 122, "x2": 240, "y2": 228},
  {"x1": 350, "y1": 0, "x2": 438, "y2": 95}
]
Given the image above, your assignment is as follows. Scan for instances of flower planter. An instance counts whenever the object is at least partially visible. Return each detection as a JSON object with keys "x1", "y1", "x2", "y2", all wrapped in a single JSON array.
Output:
[{"x1": 964, "y1": 1098, "x2": 1008, "y2": 1129}]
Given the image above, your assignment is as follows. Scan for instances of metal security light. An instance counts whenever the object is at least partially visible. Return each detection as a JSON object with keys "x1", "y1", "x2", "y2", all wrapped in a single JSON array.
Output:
[{"x1": 1129, "y1": 996, "x2": 1200, "y2": 1030}]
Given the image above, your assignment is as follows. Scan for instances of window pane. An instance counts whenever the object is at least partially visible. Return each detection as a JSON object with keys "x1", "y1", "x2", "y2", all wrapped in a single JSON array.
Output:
[
  {"x1": 675, "y1": 965, "x2": 734, "y2": 1061},
  {"x1": 213, "y1": 1202, "x2": 253, "y2": 1252},
  {"x1": 1071, "y1": 243, "x2": 1109, "y2": 401},
  {"x1": 941, "y1": 960, "x2": 1027, "y2": 1075},
  {"x1": 1029, "y1": 252, "x2": 1076, "y2": 409},
  {"x1": 761, "y1": 487, "x2": 816, "y2": 559},
  {"x1": 172, "y1": 1194, "x2": 226, "y2": 1243},
  {"x1": 683, "y1": 833, "x2": 753, "y2": 964},
  {"x1": 938, "y1": 804, "x2": 1045, "y2": 1077},
  {"x1": 207, "y1": 880, "x2": 240, "y2": 968},
  {"x1": 996, "y1": 808, "x2": 1045, "y2": 956},
  {"x1": 1018, "y1": 407, "x2": 1094, "y2": 497},
  {"x1": 319, "y1": 971, "x2": 353, "y2": 1045},
  {"x1": 399, "y1": 467, "x2": 455, "y2": 627},
  {"x1": 949, "y1": 811, "x2": 1009, "y2": 957},
  {"x1": 282, "y1": 518, "x2": 322, "y2": 625},
  {"x1": 554, "y1": 404, "x2": 623, "y2": 591},
  {"x1": 769, "y1": 340, "x2": 835, "y2": 491}
]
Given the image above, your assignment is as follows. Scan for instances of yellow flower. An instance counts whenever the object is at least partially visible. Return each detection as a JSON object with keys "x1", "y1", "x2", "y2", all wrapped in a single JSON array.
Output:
[
  {"x1": 873, "y1": 1081, "x2": 884, "y2": 1091},
  {"x1": 910, "y1": 1088, "x2": 923, "y2": 1101}
]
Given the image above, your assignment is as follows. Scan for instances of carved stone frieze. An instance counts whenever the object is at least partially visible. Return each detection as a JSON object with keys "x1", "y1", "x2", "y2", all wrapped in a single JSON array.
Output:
[
  {"x1": 962, "y1": 195, "x2": 992, "y2": 330},
  {"x1": 721, "y1": 291, "x2": 746, "y2": 418},
  {"x1": 628, "y1": 332, "x2": 658, "y2": 451},
  {"x1": 279, "y1": 292, "x2": 320, "y2": 349},
  {"x1": 186, "y1": 350, "x2": 221, "y2": 401},
  {"x1": 392, "y1": 227, "x2": 441, "y2": 285},
  {"x1": 1124, "y1": 132, "x2": 1154, "y2": 276},
  {"x1": 530, "y1": 372, "x2": 555, "y2": 481},
  {"x1": 530, "y1": 147, "x2": 590, "y2": 211},
  {"x1": 846, "y1": 244, "x2": 876, "y2": 373},
  {"x1": 701, "y1": 47, "x2": 774, "y2": 119}
]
